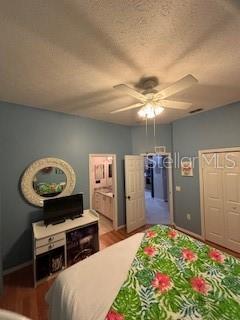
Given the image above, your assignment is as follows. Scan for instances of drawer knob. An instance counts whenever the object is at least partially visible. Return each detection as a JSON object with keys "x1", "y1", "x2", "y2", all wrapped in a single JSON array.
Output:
[{"x1": 48, "y1": 237, "x2": 54, "y2": 242}]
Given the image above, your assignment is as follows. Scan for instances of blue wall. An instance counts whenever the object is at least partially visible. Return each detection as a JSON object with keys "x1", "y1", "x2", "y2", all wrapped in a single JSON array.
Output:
[
  {"x1": 172, "y1": 102, "x2": 240, "y2": 234},
  {"x1": 0, "y1": 101, "x2": 132, "y2": 269},
  {"x1": 131, "y1": 124, "x2": 172, "y2": 154},
  {"x1": 1, "y1": 99, "x2": 240, "y2": 270}
]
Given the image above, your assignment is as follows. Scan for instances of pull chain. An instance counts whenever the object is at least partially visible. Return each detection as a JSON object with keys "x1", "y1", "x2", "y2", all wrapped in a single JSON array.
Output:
[{"x1": 153, "y1": 117, "x2": 156, "y2": 137}]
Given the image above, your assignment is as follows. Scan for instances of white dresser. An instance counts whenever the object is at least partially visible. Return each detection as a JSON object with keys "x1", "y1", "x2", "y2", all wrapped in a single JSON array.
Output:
[{"x1": 32, "y1": 209, "x2": 99, "y2": 287}]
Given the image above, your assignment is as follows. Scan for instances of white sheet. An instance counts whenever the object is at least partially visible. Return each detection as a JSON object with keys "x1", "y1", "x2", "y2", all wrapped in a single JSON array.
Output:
[{"x1": 46, "y1": 233, "x2": 144, "y2": 320}]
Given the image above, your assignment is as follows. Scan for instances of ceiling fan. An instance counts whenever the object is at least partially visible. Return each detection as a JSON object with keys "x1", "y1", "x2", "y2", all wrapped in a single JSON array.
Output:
[{"x1": 111, "y1": 74, "x2": 198, "y2": 119}]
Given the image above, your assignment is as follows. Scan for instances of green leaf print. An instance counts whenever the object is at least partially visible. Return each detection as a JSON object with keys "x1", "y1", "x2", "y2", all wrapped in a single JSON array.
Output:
[
  {"x1": 177, "y1": 237, "x2": 199, "y2": 252},
  {"x1": 222, "y1": 275, "x2": 240, "y2": 295},
  {"x1": 151, "y1": 258, "x2": 178, "y2": 277},
  {"x1": 113, "y1": 287, "x2": 141, "y2": 320},
  {"x1": 218, "y1": 298, "x2": 240, "y2": 320},
  {"x1": 138, "y1": 286, "x2": 156, "y2": 314},
  {"x1": 159, "y1": 288, "x2": 183, "y2": 313},
  {"x1": 232, "y1": 263, "x2": 240, "y2": 276},
  {"x1": 180, "y1": 299, "x2": 201, "y2": 319},
  {"x1": 106, "y1": 225, "x2": 240, "y2": 320},
  {"x1": 136, "y1": 269, "x2": 154, "y2": 287},
  {"x1": 144, "y1": 303, "x2": 168, "y2": 320}
]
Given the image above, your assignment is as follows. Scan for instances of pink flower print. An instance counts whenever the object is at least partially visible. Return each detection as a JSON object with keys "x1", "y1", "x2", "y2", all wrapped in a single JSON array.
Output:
[
  {"x1": 146, "y1": 230, "x2": 157, "y2": 238},
  {"x1": 152, "y1": 272, "x2": 172, "y2": 293},
  {"x1": 209, "y1": 249, "x2": 225, "y2": 263},
  {"x1": 182, "y1": 248, "x2": 198, "y2": 262},
  {"x1": 106, "y1": 310, "x2": 124, "y2": 320},
  {"x1": 191, "y1": 277, "x2": 211, "y2": 295},
  {"x1": 144, "y1": 246, "x2": 156, "y2": 257},
  {"x1": 168, "y1": 229, "x2": 178, "y2": 239}
]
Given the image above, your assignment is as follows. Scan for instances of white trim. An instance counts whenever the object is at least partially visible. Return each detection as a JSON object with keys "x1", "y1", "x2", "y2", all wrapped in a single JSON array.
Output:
[
  {"x1": 167, "y1": 153, "x2": 174, "y2": 226},
  {"x1": 174, "y1": 224, "x2": 204, "y2": 241},
  {"x1": 89, "y1": 154, "x2": 118, "y2": 231},
  {"x1": 140, "y1": 152, "x2": 169, "y2": 156},
  {"x1": 198, "y1": 150, "x2": 206, "y2": 239},
  {"x1": 116, "y1": 224, "x2": 126, "y2": 230},
  {"x1": 142, "y1": 152, "x2": 174, "y2": 226},
  {"x1": 199, "y1": 146, "x2": 240, "y2": 154},
  {"x1": 3, "y1": 261, "x2": 32, "y2": 276},
  {"x1": 198, "y1": 146, "x2": 240, "y2": 241}
]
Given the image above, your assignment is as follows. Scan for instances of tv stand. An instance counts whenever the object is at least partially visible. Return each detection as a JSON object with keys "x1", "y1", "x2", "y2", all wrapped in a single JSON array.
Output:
[
  {"x1": 32, "y1": 209, "x2": 99, "y2": 287},
  {"x1": 50, "y1": 218, "x2": 66, "y2": 226},
  {"x1": 70, "y1": 213, "x2": 82, "y2": 220}
]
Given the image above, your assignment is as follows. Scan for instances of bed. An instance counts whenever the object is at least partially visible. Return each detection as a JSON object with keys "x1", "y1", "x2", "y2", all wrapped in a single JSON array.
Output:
[{"x1": 46, "y1": 225, "x2": 240, "y2": 320}]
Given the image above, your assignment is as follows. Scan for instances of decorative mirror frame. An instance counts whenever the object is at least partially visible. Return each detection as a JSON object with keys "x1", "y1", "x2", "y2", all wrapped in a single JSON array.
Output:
[{"x1": 21, "y1": 157, "x2": 76, "y2": 207}]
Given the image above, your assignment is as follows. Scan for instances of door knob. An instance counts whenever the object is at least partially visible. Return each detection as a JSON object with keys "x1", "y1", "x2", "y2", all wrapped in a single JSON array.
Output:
[{"x1": 127, "y1": 196, "x2": 131, "y2": 200}]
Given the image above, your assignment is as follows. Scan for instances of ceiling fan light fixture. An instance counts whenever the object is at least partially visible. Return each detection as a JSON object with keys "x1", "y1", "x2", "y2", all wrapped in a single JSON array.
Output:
[
  {"x1": 137, "y1": 108, "x2": 148, "y2": 118},
  {"x1": 138, "y1": 103, "x2": 164, "y2": 119},
  {"x1": 154, "y1": 105, "x2": 164, "y2": 115}
]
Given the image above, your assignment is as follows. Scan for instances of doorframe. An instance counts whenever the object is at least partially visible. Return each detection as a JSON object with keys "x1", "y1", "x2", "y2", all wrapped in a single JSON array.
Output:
[
  {"x1": 198, "y1": 146, "x2": 240, "y2": 240},
  {"x1": 141, "y1": 152, "x2": 174, "y2": 226},
  {"x1": 89, "y1": 154, "x2": 118, "y2": 230}
]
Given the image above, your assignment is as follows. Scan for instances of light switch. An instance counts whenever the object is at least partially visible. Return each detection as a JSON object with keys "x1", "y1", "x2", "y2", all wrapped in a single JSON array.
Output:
[{"x1": 176, "y1": 186, "x2": 181, "y2": 192}]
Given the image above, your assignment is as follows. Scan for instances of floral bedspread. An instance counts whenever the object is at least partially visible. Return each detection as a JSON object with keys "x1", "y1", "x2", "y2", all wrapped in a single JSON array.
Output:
[{"x1": 106, "y1": 225, "x2": 240, "y2": 320}]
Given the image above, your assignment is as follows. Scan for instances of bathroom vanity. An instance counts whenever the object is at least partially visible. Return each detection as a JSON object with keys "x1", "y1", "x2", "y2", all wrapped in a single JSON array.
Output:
[{"x1": 94, "y1": 189, "x2": 113, "y2": 220}]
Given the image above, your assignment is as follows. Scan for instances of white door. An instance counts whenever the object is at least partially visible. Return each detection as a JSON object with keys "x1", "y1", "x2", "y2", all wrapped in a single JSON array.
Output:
[
  {"x1": 202, "y1": 153, "x2": 225, "y2": 246},
  {"x1": 202, "y1": 151, "x2": 240, "y2": 253},
  {"x1": 125, "y1": 155, "x2": 145, "y2": 233},
  {"x1": 223, "y1": 152, "x2": 240, "y2": 252}
]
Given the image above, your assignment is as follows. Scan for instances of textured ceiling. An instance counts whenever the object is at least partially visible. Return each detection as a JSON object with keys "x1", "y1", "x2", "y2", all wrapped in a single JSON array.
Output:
[{"x1": 0, "y1": 0, "x2": 240, "y2": 125}]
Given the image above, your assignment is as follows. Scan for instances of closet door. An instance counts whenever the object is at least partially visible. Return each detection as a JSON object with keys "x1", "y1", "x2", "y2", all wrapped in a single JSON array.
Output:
[
  {"x1": 223, "y1": 152, "x2": 240, "y2": 253},
  {"x1": 202, "y1": 153, "x2": 225, "y2": 246}
]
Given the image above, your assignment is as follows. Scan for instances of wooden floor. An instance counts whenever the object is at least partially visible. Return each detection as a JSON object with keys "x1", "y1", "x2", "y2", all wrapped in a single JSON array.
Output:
[
  {"x1": 0, "y1": 225, "x2": 239, "y2": 320},
  {"x1": 0, "y1": 226, "x2": 150, "y2": 320}
]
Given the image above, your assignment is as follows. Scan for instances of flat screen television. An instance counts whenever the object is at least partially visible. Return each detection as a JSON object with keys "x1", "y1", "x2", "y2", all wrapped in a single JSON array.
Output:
[{"x1": 43, "y1": 194, "x2": 83, "y2": 226}]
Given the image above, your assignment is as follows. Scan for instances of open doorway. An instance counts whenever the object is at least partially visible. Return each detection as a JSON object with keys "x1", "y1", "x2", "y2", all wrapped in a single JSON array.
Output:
[
  {"x1": 89, "y1": 154, "x2": 118, "y2": 235},
  {"x1": 144, "y1": 154, "x2": 172, "y2": 225}
]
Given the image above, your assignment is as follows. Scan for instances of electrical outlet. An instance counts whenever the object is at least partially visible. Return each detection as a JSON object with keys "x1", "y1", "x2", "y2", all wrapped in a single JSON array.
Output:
[
  {"x1": 176, "y1": 186, "x2": 181, "y2": 192},
  {"x1": 186, "y1": 213, "x2": 191, "y2": 221}
]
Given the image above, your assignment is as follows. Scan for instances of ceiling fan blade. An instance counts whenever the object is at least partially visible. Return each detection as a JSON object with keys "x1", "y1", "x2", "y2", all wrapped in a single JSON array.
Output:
[
  {"x1": 160, "y1": 100, "x2": 192, "y2": 110},
  {"x1": 155, "y1": 74, "x2": 198, "y2": 99},
  {"x1": 113, "y1": 84, "x2": 147, "y2": 102},
  {"x1": 110, "y1": 102, "x2": 143, "y2": 114}
]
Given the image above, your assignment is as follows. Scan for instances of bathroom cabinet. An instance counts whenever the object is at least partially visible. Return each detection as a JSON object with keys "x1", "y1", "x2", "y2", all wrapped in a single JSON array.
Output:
[{"x1": 94, "y1": 192, "x2": 113, "y2": 220}]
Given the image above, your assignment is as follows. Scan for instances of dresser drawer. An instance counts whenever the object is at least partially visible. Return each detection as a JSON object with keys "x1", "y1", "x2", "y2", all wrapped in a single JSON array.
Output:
[
  {"x1": 36, "y1": 239, "x2": 65, "y2": 256},
  {"x1": 36, "y1": 233, "x2": 65, "y2": 248}
]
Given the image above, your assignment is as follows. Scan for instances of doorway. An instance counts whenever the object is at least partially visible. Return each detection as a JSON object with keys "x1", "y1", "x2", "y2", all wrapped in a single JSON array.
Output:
[
  {"x1": 124, "y1": 154, "x2": 173, "y2": 233},
  {"x1": 89, "y1": 154, "x2": 118, "y2": 235},
  {"x1": 144, "y1": 154, "x2": 172, "y2": 225}
]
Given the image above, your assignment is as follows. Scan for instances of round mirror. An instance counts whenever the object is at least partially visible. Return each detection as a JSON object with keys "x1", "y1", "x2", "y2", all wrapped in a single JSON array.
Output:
[
  {"x1": 21, "y1": 158, "x2": 76, "y2": 207},
  {"x1": 33, "y1": 167, "x2": 67, "y2": 197}
]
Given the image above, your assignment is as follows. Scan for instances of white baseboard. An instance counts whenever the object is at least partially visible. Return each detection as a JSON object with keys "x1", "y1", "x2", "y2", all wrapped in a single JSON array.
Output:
[
  {"x1": 116, "y1": 224, "x2": 126, "y2": 230},
  {"x1": 3, "y1": 260, "x2": 32, "y2": 276},
  {"x1": 174, "y1": 224, "x2": 204, "y2": 241}
]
